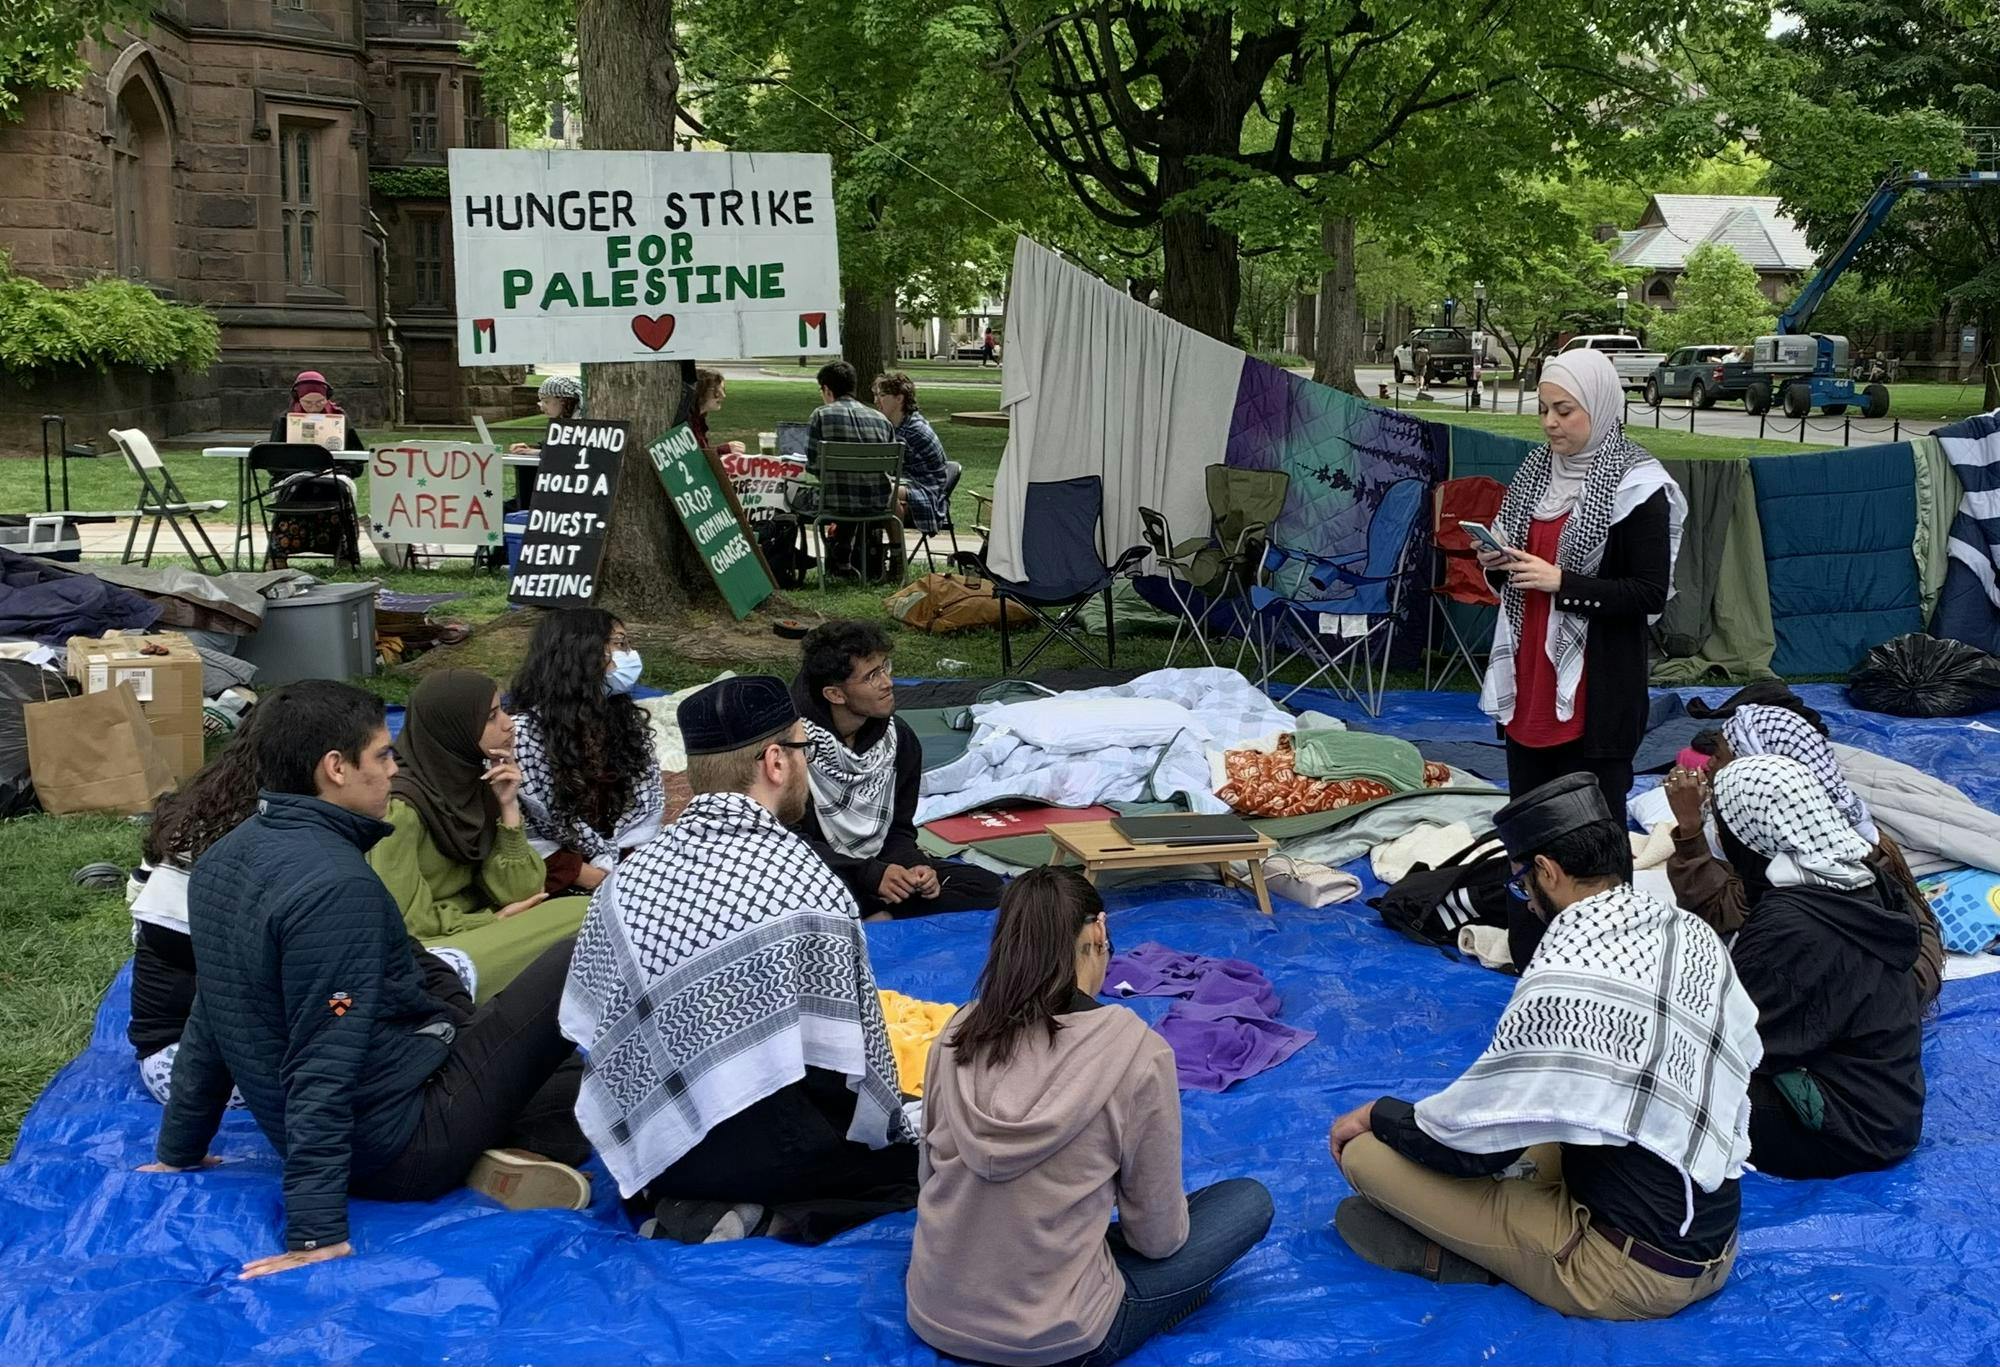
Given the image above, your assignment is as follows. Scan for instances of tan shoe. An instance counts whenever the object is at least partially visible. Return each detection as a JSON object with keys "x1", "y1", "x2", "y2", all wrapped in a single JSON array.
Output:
[{"x1": 467, "y1": 1148, "x2": 590, "y2": 1212}]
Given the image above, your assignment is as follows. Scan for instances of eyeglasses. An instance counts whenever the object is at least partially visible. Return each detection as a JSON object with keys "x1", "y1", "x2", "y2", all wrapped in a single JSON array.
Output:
[
  {"x1": 851, "y1": 660, "x2": 894, "y2": 688},
  {"x1": 1082, "y1": 935, "x2": 1114, "y2": 959},
  {"x1": 767, "y1": 739, "x2": 811, "y2": 755},
  {"x1": 606, "y1": 634, "x2": 634, "y2": 650},
  {"x1": 1505, "y1": 871, "x2": 1531, "y2": 902}
]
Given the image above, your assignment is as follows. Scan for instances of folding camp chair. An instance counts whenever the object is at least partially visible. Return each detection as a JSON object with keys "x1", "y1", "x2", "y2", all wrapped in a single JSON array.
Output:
[
  {"x1": 108, "y1": 427, "x2": 229, "y2": 574},
  {"x1": 1425, "y1": 475, "x2": 1507, "y2": 689},
  {"x1": 979, "y1": 475, "x2": 1149, "y2": 676},
  {"x1": 1136, "y1": 465, "x2": 1290, "y2": 670},
  {"x1": 809, "y1": 441, "x2": 905, "y2": 591},
  {"x1": 244, "y1": 443, "x2": 361, "y2": 569},
  {"x1": 913, "y1": 460, "x2": 965, "y2": 574},
  {"x1": 1246, "y1": 477, "x2": 1429, "y2": 716}
]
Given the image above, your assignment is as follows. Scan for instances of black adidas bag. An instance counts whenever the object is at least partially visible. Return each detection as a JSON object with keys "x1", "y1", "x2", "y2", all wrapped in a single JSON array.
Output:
[{"x1": 1370, "y1": 837, "x2": 1512, "y2": 948}]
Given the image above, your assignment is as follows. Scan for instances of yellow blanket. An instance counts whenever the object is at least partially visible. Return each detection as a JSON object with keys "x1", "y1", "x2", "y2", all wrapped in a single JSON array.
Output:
[{"x1": 878, "y1": 989, "x2": 960, "y2": 1097}]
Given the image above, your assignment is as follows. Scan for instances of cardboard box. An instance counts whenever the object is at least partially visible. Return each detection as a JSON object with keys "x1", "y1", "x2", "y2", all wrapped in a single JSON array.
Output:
[{"x1": 66, "y1": 632, "x2": 206, "y2": 780}]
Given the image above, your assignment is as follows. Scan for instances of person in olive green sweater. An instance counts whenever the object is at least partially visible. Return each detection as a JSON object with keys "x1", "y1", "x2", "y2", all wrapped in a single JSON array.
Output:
[{"x1": 370, "y1": 669, "x2": 588, "y2": 1000}]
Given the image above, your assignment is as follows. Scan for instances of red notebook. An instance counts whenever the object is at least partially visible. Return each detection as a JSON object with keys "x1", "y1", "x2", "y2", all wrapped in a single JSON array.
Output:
[{"x1": 927, "y1": 804, "x2": 1119, "y2": 845}]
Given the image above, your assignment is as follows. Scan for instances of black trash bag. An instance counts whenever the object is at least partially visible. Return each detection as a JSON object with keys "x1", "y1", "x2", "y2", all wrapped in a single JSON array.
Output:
[
  {"x1": 1849, "y1": 633, "x2": 2000, "y2": 718},
  {"x1": 0, "y1": 659, "x2": 80, "y2": 819}
]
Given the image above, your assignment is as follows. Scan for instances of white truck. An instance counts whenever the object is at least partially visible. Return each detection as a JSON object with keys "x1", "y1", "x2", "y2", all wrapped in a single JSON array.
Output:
[{"x1": 1527, "y1": 334, "x2": 1666, "y2": 391}]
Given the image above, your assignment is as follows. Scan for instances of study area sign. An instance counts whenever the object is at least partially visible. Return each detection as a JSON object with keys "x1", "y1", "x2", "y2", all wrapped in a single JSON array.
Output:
[
  {"x1": 368, "y1": 442, "x2": 501, "y2": 547},
  {"x1": 508, "y1": 418, "x2": 627, "y2": 608},
  {"x1": 448, "y1": 149, "x2": 842, "y2": 366},
  {"x1": 647, "y1": 423, "x2": 775, "y2": 620}
]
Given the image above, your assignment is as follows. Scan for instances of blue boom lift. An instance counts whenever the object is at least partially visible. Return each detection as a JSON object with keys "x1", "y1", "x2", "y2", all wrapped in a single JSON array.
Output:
[{"x1": 1745, "y1": 166, "x2": 2000, "y2": 420}]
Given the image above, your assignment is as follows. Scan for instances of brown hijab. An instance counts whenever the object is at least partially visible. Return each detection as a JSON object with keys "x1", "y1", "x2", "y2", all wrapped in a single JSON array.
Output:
[{"x1": 391, "y1": 669, "x2": 501, "y2": 865}]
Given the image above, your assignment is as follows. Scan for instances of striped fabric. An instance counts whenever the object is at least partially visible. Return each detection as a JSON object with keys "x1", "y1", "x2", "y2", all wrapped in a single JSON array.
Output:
[{"x1": 1933, "y1": 410, "x2": 2000, "y2": 654}]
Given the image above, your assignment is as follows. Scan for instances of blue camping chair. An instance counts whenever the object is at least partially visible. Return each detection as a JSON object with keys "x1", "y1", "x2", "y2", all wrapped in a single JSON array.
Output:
[
  {"x1": 979, "y1": 475, "x2": 1149, "y2": 676},
  {"x1": 1247, "y1": 476, "x2": 1430, "y2": 716}
]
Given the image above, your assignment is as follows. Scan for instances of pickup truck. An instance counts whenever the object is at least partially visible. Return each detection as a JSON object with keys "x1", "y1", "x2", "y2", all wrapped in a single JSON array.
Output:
[
  {"x1": 1643, "y1": 345, "x2": 1757, "y2": 408},
  {"x1": 1525, "y1": 334, "x2": 1666, "y2": 391},
  {"x1": 1392, "y1": 327, "x2": 1478, "y2": 385}
]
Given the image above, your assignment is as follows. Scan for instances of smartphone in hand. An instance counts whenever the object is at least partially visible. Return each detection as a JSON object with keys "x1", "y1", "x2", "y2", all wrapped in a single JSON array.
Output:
[{"x1": 1459, "y1": 521, "x2": 1512, "y2": 557}]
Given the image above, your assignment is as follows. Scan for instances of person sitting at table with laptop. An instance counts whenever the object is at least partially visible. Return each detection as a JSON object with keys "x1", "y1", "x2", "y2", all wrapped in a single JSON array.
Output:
[
  {"x1": 869, "y1": 372, "x2": 952, "y2": 536},
  {"x1": 690, "y1": 369, "x2": 749, "y2": 458},
  {"x1": 804, "y1": 361, "x2": 896, "y2": 580},
  {"x1": 270, "y1": 370, "x2": 364, "y2": 448},
  {"x1": 509, "y1": 375, "x2": 584, "y2": 455},
  {"x1": 790, "y1": 621, "x2": 1004, "y2": 920}
]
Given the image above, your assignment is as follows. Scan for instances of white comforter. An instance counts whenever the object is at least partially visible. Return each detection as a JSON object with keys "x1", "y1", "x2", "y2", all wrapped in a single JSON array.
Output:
[{"x1": 915, "y1": 668, "x2": 1294, "y2": 824}]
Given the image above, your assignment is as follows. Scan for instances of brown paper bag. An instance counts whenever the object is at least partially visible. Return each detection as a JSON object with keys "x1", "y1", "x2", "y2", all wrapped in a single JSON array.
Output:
[{"x1": 26, "y1": 681, "x2": 177, "y2": 815}]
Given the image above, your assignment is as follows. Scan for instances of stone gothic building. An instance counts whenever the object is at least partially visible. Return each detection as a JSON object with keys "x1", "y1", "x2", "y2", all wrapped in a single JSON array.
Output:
[{"x1": 0, "y1": 0, "x2": 530, "y2": 439}]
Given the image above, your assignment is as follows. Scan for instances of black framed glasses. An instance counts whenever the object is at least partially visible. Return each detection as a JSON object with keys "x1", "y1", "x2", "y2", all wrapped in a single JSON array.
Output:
[
  {"x1": 1505, "y1": 871, "x2": 1531, "y2": 902},
  {"x1": 768, "y1": 739, "x2": 812, "y2": 755}
]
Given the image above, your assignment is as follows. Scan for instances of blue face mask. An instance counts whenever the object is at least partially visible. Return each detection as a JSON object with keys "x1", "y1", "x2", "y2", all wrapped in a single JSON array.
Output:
[{"x1": 606, "y1": 648, "x2": 642, "y2": 694}]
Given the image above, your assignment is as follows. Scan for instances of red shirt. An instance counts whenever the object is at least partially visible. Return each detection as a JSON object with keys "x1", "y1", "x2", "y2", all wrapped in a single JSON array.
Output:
[{"x1": 1506, "y1": 513, "x2": 1585, "y2": 747}]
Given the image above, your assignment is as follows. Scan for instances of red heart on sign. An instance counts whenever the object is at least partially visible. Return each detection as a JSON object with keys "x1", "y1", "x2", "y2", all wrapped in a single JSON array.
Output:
[{"x1": 631, "y1": 314, "x2": 677, "y2": 351}]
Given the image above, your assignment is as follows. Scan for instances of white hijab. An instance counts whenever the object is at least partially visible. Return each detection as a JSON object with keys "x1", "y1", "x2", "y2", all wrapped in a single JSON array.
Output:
[{"x1": 1534, "y1": 350, "x2": 1625, "y2": 518}]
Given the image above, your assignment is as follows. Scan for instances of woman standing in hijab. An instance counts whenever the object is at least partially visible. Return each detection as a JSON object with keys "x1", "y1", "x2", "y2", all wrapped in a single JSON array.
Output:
[
  {"x1": 269, "y1": 370, "x2": 365, "y2": 448},
  {"x1": 370, "y1": 669, "x2": 589, "y2": 999},
  {"x1": 1478, "y1": 348, "x2": 1684, "y2": 821},
  {"x1": 1663, "y1": 704, "x2": 1943, "y2": 1002},
  {"x1": 1710, "y1": 754, "x2": 1926, "y2": 1179}
]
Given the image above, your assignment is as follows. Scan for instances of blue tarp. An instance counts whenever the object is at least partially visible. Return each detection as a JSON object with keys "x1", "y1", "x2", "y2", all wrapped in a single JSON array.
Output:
[{"x1": 4, "y1": 686, "x2": 2000, "y2": 1365}]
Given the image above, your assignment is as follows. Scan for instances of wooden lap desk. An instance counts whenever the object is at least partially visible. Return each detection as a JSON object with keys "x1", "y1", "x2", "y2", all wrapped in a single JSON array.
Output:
[{"x1": 1046, "y1": 820, "x2": 1277, "y2": 916}]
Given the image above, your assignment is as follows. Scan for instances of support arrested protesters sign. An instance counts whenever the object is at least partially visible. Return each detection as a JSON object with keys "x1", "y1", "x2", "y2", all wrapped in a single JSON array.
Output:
[
  {"x1": 448, "y1": 149, "x2": 842, "y2": 367},
  {"x1": 508, "y1": 418, "x2": 627, "y2": 607},
  {"x1": 368, "y1": 442, "x2": 501, "y2": 547}
]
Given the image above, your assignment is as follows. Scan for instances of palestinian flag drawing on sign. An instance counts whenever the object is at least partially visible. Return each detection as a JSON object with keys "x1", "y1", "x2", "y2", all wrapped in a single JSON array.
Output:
[
  {"x1": 473, "y1": 319, "x2": 496, "y2": 355},
  {"x1": 798, "y1": 312, "x2": 828, "y2": 350}
]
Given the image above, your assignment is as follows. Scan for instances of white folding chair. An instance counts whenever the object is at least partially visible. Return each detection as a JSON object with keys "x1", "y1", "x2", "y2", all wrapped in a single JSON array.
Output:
[{"x1": 109, "y1": 428, "x2": 230, "y2": 573}]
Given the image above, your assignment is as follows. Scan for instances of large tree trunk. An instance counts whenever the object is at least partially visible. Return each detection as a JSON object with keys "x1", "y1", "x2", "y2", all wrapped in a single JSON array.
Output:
[
  {"x1": 1313, "y1": 212, "x2": 1363, "y2": 394},
  {"x1": 1293, "y1": 290, "x2": 1317, "y2": 362},
  {"x1": 577, "y1": 0, "x2": 709, "y2": 620},
  {"x1": 1157, "y1": 156, "x2": 1238, "y2": 343},
  {"x1": 842, "y1": 282, "x2": 895, "y2": 391}
]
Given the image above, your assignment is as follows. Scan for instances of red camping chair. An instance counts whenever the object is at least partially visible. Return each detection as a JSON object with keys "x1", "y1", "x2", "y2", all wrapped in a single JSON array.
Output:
[{"x1": 1426, "y1": 476, "x2": 1507, "y2": 690}]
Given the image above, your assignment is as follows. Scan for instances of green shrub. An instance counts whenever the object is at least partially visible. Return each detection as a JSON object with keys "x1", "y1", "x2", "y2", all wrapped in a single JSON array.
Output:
[
  {"x1": 1254, "y1": 350, "x2": 1311, "y2": 369},
  {"x1": 0, "y1": 252, "x2": 220, "y2": 376},
  {"x1": 370, "y1": 167, "x2": 453, "y2": 199}
]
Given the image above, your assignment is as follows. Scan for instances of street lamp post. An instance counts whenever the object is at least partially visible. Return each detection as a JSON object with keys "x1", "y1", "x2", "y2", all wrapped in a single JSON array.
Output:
[
  {"x1": 1473, "y1": 280, "x2": 1486, "y2": 330},
  {"x1": 1616, "y1": 287, "x2": 1629, "y2": 334}
]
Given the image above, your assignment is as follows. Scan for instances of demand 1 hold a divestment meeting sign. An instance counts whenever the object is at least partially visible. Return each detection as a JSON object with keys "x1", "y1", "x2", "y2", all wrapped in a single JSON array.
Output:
[
  {"x1": 448, "y1": 149, "x2": 842, "y2": 366},
  {"x1": 508, "y1": 418, "x2": 627, "y2": 608}
]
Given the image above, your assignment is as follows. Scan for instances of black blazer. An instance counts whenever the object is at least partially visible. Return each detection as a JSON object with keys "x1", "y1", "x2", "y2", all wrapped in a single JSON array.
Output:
[{"x1": 1495, "y1": 488, "x2": 1672, "y2": 761}]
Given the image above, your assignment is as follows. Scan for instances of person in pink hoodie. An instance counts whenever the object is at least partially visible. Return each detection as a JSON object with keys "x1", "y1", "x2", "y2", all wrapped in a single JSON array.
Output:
[{"x1": 907, "y1": 868, "x2": 1272, "y2": 1367}]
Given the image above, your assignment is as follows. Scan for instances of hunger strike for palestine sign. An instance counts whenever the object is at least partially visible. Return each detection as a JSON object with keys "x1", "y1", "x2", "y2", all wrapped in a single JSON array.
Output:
[{"x1": 448, "y1": 149, "x2": 842, "y2": 367}]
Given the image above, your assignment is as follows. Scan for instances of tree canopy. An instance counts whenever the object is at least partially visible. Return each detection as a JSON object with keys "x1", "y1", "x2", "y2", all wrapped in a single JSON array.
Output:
[
  {"x1": 1649, "y1": 244, "x2": 1776, "y2": 353},
  {"x1": 1, "y1": 0, "x2": 151, "y2": 121}
]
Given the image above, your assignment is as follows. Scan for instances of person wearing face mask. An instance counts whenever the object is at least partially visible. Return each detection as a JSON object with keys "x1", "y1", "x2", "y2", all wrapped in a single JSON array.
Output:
[
  {"x1": 908, "y1": 866, "x2": 1272, "y2": 1367},
  {"x1": 510, "y1": 609, "x2": 664, "y2": 896},
  {"x1": 1709, "y1": 755, "x2": 1926, "y2": 1179},
  {"x1": 368, "y1": 669, "x2": 590, "y2": 999},
  {"x1": 1476, "y1": 348, "x2": 1685, "y2": 824},
  {"x1": 1330, "y1": 774, "x2": 1761, "y2": 1320},
  {"x1": 559, "y1": 676, "x2": 920, "y2": 1246},
  {"x1": 789, "y1": 620, "x2": 1006, "y2": 919}
]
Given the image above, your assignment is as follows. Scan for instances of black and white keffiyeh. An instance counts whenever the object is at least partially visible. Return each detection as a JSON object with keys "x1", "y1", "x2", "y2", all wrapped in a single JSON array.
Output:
[
  {"x1": 514, "y1": 710, "x2": 665, "y2": 867},
  {"x1": 559, "y1": 791, "x2": 911, "y2": 1198},
  {"x1": 802, "y1": 720, "x2": 899, "y2": 859},
  {"x1": 1479, "y1": 428, "x2": 1684, "y2": 727},
  {"x1": 1415, "y1": 885, "x2": 1762, "y2": 1232},
  {"x1": 1721, "y1": 705, "x2": 1878, "y2": 844},
  {"x1": 1712, "y1": 753, "x2": 1875, "y2": 892}
]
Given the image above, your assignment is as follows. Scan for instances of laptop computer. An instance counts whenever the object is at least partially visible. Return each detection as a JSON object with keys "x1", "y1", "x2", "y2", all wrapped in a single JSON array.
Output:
[
  {"x1": 1111, "y1": 813, "x2": 1259, "y2": 846},
  {"x1": 775, "y1": 420, "x2": 811, "y2": 457},
  {"x1": 286, "y1": 412, "x2": 346, "y2": 450}
]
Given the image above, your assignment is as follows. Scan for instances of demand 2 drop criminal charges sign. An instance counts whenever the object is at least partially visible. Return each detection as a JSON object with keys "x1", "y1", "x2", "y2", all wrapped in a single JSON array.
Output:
[{"x1": 447, "y1": 149, "x2": 842, "y2": 366}]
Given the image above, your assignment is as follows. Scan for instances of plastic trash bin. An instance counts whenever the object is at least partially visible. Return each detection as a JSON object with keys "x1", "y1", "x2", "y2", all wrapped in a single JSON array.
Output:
[
  {"x1": 238, "y1": 581, "x2": 379, "y2": 686},
  {"x1": 504, "y1": 511, "x2": 530, "y2": 575}
]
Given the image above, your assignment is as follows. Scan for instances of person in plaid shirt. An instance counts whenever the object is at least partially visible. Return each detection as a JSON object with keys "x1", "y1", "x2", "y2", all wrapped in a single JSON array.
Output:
[
  {"x1": 870, "y1": 372, "x2": 952, "y2": 535},
  {"x1": 805, "y1": 362, "x2": 897, "y2": 579}
]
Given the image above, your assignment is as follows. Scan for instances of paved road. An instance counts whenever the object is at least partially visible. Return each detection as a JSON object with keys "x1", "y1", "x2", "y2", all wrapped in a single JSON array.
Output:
[{"x1": 1351, "y1": 366, "x2": 1942, "y2": 448}]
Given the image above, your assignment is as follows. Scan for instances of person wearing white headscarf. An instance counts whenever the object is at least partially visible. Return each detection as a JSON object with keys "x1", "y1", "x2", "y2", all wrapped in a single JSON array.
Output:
[
  {"x1": 1711, "y1": 754, "x2": 1926, "y2": 1179},
  {"x1": 1661, "y1": 703, "x2": 1942, "y2": 1003},
  {"x1": 1477, "y1": 348, "x2": 1686, "y2": 823}
]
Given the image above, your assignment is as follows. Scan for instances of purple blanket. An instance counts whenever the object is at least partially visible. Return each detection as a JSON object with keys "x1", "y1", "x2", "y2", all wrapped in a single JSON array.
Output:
[{"x1": 1104, "y1": 941, "x2": 1314, "y2": 1093}]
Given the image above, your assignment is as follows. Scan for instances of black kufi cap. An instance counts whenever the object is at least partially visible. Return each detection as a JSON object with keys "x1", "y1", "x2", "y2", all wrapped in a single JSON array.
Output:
[
  {"x1": 677, "y1": 675, "x2": 798, "y2": 756},
  {"x1": 1491, "y1": 772, "x2": 1615, "y2": 861}
]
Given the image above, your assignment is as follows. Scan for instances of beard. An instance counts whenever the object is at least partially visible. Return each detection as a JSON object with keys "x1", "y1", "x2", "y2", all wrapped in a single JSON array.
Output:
[{"x1": 778, "y1": 763, "x2": 810, "y2": 826}]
